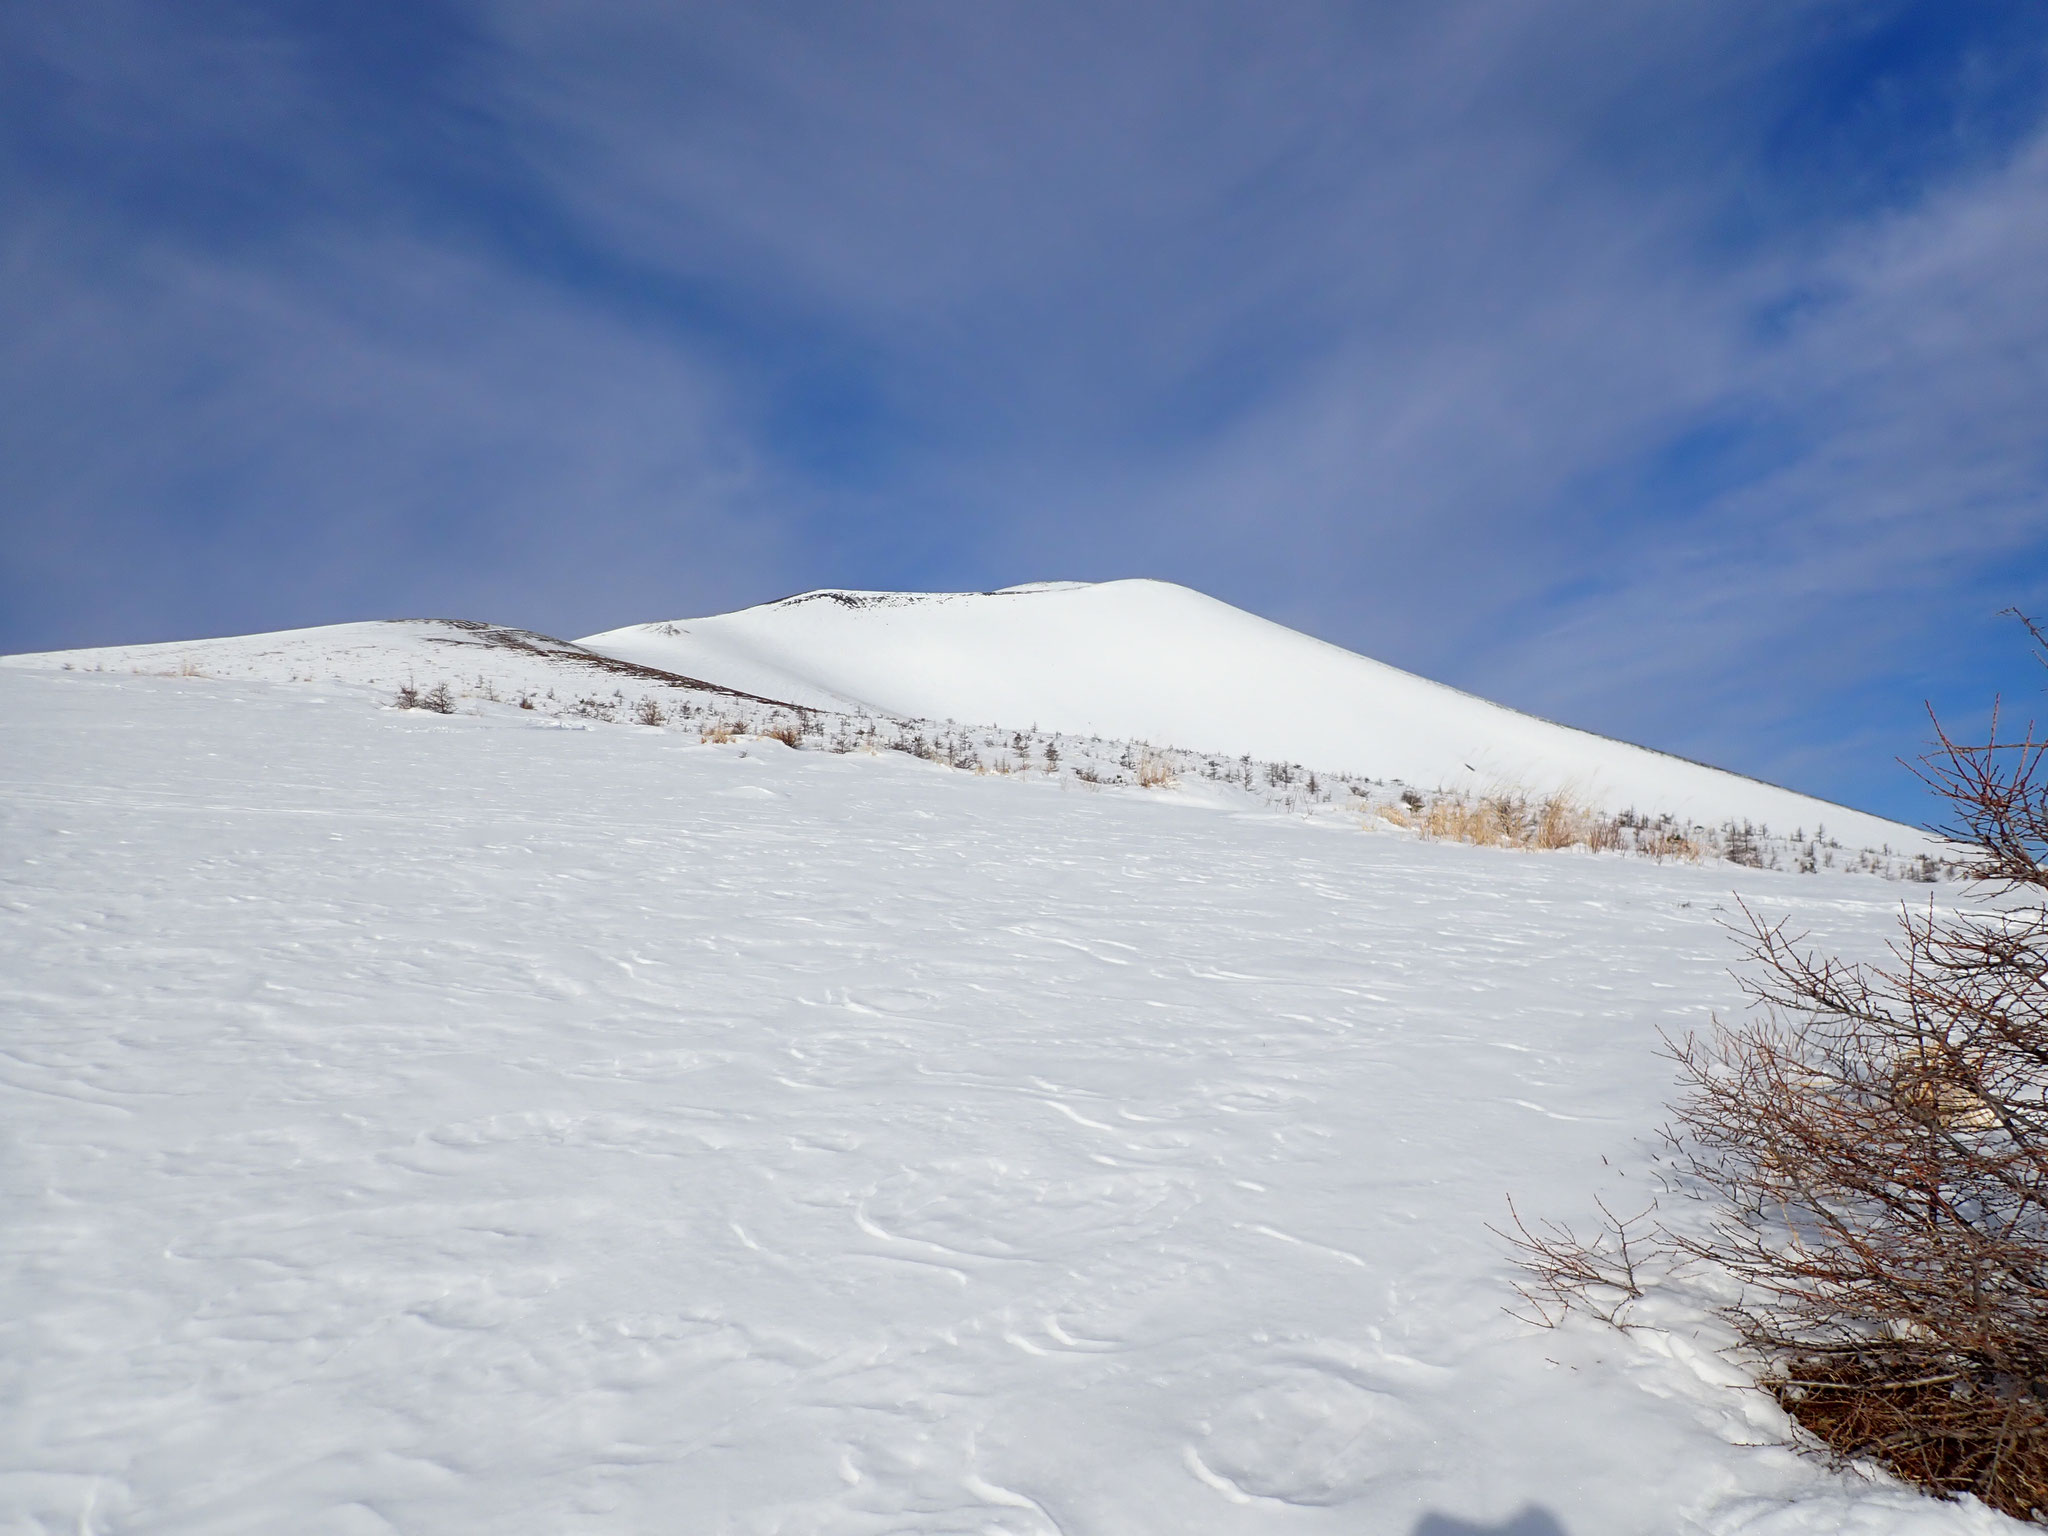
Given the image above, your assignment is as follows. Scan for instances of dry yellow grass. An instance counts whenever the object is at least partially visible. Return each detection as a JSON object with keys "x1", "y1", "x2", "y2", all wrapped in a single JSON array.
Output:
[
  {"x1": 700, "y1": 721, "x2": 737, "y2": 744},
  {"x1": 1375, "y1": 788, "x2": 1644, "y2": 856},
  {"x1": 1889, "y1": 1045, "x2": 1998, "y2": 1131},
  {"x1": 1136, "y1": 752, "x2": 1176, "y2": 789}
]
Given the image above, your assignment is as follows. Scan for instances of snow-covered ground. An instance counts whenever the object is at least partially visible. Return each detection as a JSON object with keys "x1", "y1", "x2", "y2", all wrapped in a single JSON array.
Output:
[
  {"x1": 0, "y1": 666, "x2": 2013, "y2": 1534},
  {"x1": 0, "y1": 618, "x2": 795, "y2": 711},
  {"x1": 579, "y1": 580, "x2": 1914, "y2": 851}
]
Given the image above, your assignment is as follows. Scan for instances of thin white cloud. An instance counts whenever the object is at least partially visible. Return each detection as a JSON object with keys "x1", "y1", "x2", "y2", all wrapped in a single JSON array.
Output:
[
  {"x1": 0, "y1": 218, "x2": 794, "y2": 645},
  {"x1": 1478, "y1": 128, "x2": 2048, "y2": 746}
]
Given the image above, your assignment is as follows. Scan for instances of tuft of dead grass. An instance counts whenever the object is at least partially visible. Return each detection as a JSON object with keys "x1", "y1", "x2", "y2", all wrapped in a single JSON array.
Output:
[
  {"x1": 1377, "y1": 789, "x2": 1624, "y2": 853},
  {"x1": 1136, "y1": 752, "x2": 1176, "y2": 789}
]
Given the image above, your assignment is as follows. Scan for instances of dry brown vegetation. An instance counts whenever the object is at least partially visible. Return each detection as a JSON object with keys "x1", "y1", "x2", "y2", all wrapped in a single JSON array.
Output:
[
  {"x1": 1377, "y1": 789, "x2": 1631, "y2": 854},
  {"x1": 1506, "y1": 695, "x2": 2048, "y2": 1521},
  {"x1": 1496, "y1": 1195, "x2": 1658, "y2": 1332},
  {"x1": 1136, "y1": 752, "x2": 1177, "y2": 789},
  {"x1": 1663, "y1": 712, "x2": 2048, "y2": 1519}
]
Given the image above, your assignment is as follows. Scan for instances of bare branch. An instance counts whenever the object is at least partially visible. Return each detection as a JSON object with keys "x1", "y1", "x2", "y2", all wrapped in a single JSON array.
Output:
[{"x1": 1508, "y1": 647, "x2": 2048, "y2": 1519}]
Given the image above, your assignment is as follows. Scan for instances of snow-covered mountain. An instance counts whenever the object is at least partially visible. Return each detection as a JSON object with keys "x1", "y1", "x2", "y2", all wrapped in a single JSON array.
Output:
[{"x1": 580, "y1": 579, "x2": 1913, "y2": 850}]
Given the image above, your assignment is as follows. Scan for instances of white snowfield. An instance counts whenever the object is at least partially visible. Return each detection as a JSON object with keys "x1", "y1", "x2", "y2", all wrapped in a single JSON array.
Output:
[
  {"x1": 581, "y1": 580, "x2": 1917, "y2": 852},
  {"x1": 0, "y1": 617, "x2": 797, "y2": 710},
  {"x1": 0, "y1": 665, "x2": 2015, "y2": 1535}
]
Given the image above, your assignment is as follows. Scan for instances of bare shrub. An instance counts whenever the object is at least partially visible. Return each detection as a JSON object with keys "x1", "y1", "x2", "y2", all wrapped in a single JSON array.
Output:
[
  {"x1": 1656, "y1": 705, "x2": 2048, "y2": 1518},
  {"x1": 421, "y1": 682, "x2": 456, "y2": 715},
  {"x1": 1666, "y1": 890, "x2": 2048, "y2": 1513},
  {"x1": 1725, "y1": 821, "x2": 1766, "y2": 867},
  {"x1": 393, "y1": 683, "x2": 420, "y2": 709},
  {"x1": 1511, "y1": 689, "x2": 2048, "y2": 1520},
  {"x1": 1492, "y1": 1196, "x2": 1659, "y2": 1330},
  {"x1": 634, "y1": 697, "x2": 667, "y2": 727}
]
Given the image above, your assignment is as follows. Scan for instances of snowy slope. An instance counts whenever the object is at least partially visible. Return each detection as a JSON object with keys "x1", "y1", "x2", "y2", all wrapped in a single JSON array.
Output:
[
  {"x1": 581, "y1": 580, "x2": 1916, "y2": 851},
  {"x1": 0, "y1": 666, "x2": 2007, "y2": 1535},
  {"x1": 0, "y1": 617, "x2": 799, "y2": 708}
]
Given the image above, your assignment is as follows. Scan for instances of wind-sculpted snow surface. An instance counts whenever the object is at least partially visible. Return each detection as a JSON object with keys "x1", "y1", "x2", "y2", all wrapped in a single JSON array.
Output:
[
  {"x1": 0, "y1": 669, "x2": 2014, "y2": 1534},
  {"x1": 580, "y1": 580, "x2": 1915, "y2": 851}
]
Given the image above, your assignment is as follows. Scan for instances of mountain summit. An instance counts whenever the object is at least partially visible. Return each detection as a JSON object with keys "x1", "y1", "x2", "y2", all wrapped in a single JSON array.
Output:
[{"x1": 580, "y1": 579, "x2": 1903, "y2": 847}]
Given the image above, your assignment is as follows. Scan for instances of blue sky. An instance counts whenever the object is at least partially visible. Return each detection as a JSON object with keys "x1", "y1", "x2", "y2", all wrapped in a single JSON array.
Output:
[{"x1": 4, "y1": 1, "x2": 2046, "y2": 824}]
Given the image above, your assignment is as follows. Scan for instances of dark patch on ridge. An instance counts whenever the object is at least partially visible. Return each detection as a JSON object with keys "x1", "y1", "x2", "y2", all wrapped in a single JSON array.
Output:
[{"x1": 393, "y1": 619, "x2": 803, "y2": 709}]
